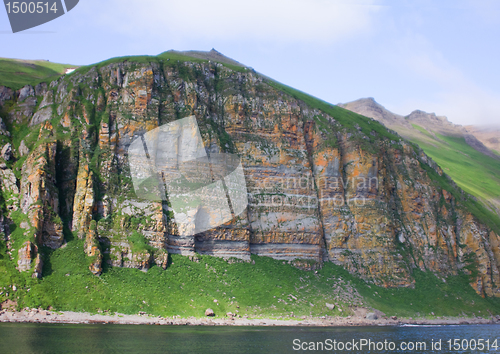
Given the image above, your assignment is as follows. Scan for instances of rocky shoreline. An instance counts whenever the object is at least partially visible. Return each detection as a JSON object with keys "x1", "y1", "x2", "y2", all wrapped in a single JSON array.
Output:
[{"x1": 0, "y1": 308, "x2": 498, "y2": 327}]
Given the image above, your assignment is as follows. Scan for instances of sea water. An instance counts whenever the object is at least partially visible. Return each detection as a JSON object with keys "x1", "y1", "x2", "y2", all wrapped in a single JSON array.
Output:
[{"x1": 0, "y1": 323, "x2": 498, "y2": 353}]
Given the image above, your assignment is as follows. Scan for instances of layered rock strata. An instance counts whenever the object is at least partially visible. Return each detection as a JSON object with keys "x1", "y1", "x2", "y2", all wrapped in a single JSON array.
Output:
[{"x1": 0, "y1": 58, "x2": 498, "y2": 298}]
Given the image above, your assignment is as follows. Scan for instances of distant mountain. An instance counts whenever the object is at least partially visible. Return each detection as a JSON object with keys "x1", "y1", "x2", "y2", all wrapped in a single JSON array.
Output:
[
  {"x1": 339, "y1": 97, "x2": 500, "y2": 215},
  {"x1": 339, "y1": 97, "x2": 412, "y2": 130},
  {"x1": 465, "y1": 125, "x2": 500, "y2": 155}
]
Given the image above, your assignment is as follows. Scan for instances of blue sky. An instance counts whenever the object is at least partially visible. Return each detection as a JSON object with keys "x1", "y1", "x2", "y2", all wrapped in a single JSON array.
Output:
[{"x1": 2, "y1": 0, "x2": 499, "y2": 126}]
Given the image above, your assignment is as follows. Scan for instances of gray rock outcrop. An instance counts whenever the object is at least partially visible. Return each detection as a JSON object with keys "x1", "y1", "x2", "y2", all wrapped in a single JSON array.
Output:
[{"x1": 1, "y1": 143, "x2": 12, "y2": 161}]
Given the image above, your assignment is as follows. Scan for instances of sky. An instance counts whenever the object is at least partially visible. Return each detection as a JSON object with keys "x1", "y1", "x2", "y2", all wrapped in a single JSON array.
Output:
[{"x1": 1, "y1": 0, "x2": 500, "y2": 126}]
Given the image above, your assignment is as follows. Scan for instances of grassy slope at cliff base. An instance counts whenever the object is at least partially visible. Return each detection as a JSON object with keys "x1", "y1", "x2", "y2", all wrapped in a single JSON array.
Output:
[{"x1": 1, "y1": 239, "x2": 499, "y2": 319}]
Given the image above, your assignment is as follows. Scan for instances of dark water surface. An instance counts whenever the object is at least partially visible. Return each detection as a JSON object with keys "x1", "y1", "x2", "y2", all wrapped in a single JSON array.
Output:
[{"x1": 0, "y1": 323, "x2": 499, "y2": 353}]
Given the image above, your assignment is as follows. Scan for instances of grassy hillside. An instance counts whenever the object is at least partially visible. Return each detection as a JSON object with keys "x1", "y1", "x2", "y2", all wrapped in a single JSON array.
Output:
[
  {"x1": 1, "y1": 238, "x2": 499, "y2": 318},
  {"x1": 0, "y1": 58, "x2": 76, "y2": 90},
  {"x1": 411, "y1": 123, "x2": 500, "y2": 214}
]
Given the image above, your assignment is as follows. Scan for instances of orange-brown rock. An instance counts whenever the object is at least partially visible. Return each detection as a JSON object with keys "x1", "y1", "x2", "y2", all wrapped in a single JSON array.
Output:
[
  {"x1": 20, "y1": 141, "x2": 64, "y2": 251},
  {"x1": 72, "y1": 160, "x2": 95, "y2": 239},
  {"x1": 1, "y1": 58, "x2": 499, "y2": 299},
  {"x1": 17, "y1": 241, "x2": 35, "y2": 272}
]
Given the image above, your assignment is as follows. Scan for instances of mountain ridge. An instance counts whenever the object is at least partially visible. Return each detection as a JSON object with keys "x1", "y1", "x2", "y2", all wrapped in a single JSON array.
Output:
[
  {"x1": 166, "y1": 49, "x2": 248, "y2": 69},
  {"x1": 340, "y1": 97, "x2": 498, "y2": 156},
  {"x1": 339, "y1": 96, "x2": 500, "y2": 217}
]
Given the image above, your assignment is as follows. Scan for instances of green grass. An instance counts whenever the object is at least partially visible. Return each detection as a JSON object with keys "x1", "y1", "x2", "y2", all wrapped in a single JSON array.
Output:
[
  {"x1": 73, "y1": 51, "x2": 250, "y2": 78},
  {"x1": 127, "y1": 231, "x2": 154, "y2": 254},
  {"x1": 411, "y1": 123, "x2": 435, "y2": 140},
  {"x1": 420, "y1": 160, "x2": 500, "y2": 235},
  {"x1": 0, "y1": 58, "x2": 76, "y2": 90},
  {"x1": 411, "y1": 124, "x2": 500, "y2": 216},
  {"x1": 354, "y1": 269, "x2": 500, "y2": 318},
  {"x1": 1, "y1": 238, "x2": 498, "y2": 319},
  {"x1": 267, "y1": 80, "x2": 401, "y2": 151}
]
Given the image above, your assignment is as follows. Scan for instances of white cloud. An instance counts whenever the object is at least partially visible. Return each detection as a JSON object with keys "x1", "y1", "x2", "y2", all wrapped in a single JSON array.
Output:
[{"x1": 89, "y1": 0, "x2": 380, "y2": 43}]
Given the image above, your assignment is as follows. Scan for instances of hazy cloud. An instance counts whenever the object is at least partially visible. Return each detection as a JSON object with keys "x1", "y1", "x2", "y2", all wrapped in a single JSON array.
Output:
[{"x1": 90, "y1": 0, "x2": 380, "y2": 43}]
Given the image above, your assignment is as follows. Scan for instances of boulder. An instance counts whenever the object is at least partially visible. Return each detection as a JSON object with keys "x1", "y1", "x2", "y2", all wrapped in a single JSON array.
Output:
[
  {"x1": 30, "y1": 107, "x2": 53, "y2": 126},
  {"x1": 366, "y1": 312, "x2": 378, "y2": 320},
  {"x1": 326, "y1": 303, "x2": 335, "y2": 310},
  {"x1": 0, "y1": 86, "x2": 13, "y2": 106},
  {"x1": 19, "y1": 140, "x2": 29, "y2": 157},
  {"x1": 34, "y1": 82, "x2": 47, "y2": 96},
  {"x1": 0, "y1": 118, "x2": 7, "y2": 132},
  {"x1": 38, "y1": 90, "x2": 53, "y2": 109},
  {"x1": 205, "y1": 308, "x2": 215, "y2": 316},
  {"x1": 17, "y1": 241, "x2": 35, "y2": 272},
  {"x1": 32, "y1": 254, "x2": 43, "y2": 279},
  {"x1": 1, "y1": 143, "x2": 12, "y2": 161},
  {"x1": 18, "y1": 85, "x2": 34, "y2": 101}
]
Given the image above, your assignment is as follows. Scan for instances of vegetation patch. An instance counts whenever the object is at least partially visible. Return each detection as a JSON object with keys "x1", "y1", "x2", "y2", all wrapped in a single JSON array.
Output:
[
  {"x1": 266, "y1": 79, "x2": 401, "y2": 153},
  {"x1": 0, "y1": 58, "x2": 75, "y2": 90},
  {"x1": 127, "y1": 231, "x2": 153, "y2": 254},
  {"x1": 412, "y1": 125, "x2": 500, "y2": 214},
  {"x1": 0, "y1": 238, "x2": 498, "y2": 319}
]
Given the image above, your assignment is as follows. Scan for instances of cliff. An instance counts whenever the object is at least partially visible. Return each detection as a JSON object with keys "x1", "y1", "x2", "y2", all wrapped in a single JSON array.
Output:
[
  {"x1": 339, "y1": 97, "x2": 500, "y2": 219},
  {"x1": 0, "y1": 52, "x2": 499, "y2": 299}
]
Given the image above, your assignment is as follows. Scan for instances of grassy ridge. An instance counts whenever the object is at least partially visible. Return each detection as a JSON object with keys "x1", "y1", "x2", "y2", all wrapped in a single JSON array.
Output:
[
  {"x1": 411, "y1": 124, "x2": 500, "y2": 215},
  {"x1": 0, "y1": 58, "x2": 75, "y2": 90},
  {"x1": 0, "y1": 51, "x2": 249, "y2": 92},
  {"x1": 1, "y1": 238, "x2": 499, "y2": 318},
  {"x1": 73, "y1": 51, "x2": 250, "y2": 77},
  {"x1": 267, "y1": 80, "x2": 401, "y2": 146}
]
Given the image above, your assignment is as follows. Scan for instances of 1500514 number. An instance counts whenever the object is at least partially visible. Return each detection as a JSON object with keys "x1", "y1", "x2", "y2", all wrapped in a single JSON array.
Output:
[
  {"x1": 447, "y1": 338, "x2": 499, "y2": 351},
  {"x1": 5, "y1": 2, "x2": 58, "y2": 14}
]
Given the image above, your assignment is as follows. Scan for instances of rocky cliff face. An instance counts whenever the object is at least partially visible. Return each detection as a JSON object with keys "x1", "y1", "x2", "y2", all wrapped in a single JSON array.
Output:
[{"x1": 0, "y1": 56, "x2": 499, "y2": 297}]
